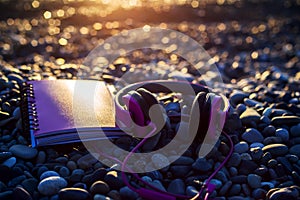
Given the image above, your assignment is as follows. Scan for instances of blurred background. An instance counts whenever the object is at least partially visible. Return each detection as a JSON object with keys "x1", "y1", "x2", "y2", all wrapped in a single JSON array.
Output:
[{"x1": 0, "y1": 0, "x2": 299, "y2": 83}]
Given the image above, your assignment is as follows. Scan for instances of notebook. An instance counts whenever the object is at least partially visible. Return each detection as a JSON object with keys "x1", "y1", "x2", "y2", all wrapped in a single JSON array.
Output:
[{"x1": 21, "y1": 80, "x2": 125, "y2": 147}]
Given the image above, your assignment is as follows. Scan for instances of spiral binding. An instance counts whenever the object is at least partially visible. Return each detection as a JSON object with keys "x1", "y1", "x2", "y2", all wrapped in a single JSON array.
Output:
[{"x1": 20, "y1": 82, "x2": 40, "y2": 136}]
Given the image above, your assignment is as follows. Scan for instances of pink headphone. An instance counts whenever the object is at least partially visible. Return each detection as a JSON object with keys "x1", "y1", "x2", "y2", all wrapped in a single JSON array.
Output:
[{"x1": 106, "y1": 80, "x2": 233, "y2": 200}]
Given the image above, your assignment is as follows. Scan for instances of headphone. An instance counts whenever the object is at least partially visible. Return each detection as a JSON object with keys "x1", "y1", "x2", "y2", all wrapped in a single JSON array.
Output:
[{"x1": 103, "y1": 80, "x2": 233, "y2": 200}]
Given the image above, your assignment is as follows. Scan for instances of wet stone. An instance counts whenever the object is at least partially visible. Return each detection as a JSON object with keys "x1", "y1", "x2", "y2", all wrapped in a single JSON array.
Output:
[
  {"x1": 9, "y1": 145, "x2": 37, "y2": 160},
  {"x1": 167, "y1": 179, "x2": 185, "y2": 195},
  {"x1": 242, "y1": 128, "x2": 264, "y2": 143},
  {"x1": 38, "y1": 176, "x2": 67, "y2": 196}
]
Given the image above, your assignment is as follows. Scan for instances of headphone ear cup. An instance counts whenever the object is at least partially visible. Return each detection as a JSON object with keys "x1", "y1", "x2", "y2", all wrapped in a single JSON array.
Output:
[
  {"x1": 137, "y1": 88, "x2": 162, "y2": 124},
  {"x1": 189, "y1": 92, "x2": 211, "y2": 142},
  {"x1": 125, "y1": 90, "x2": 149, "y2": 126}
]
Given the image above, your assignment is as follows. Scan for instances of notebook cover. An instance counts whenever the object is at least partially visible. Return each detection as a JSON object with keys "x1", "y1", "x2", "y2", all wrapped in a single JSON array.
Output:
[{"x1": 23, "y1": 80, "x2": 122, "y2": 147}]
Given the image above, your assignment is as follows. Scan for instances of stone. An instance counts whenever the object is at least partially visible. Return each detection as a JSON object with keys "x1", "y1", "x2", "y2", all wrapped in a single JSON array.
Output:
[
  {"x1": 13, "y1": 186, "x2": 32, "y2": 200},
  {"x1": 0, "y1": 152, "x2": 12, "y2": 162},
  {"x1": 227, "y1": 153, "x2": 241, "y2": 167},
  {"x1": 104, "y1": 171, "x2": 123, "y2": 190},
  {"x1": 271, "y1": 116, "x2": 300, "y2": 126},
  {"x1": 192, "y1": 158, "x2": 212, "y2": 172},
  {"x1": 239, "y1": 160, "x2": 258, "y2": 175},
  {"x1": 275, "y1": 128, "x2": 289, "y2": 142},
  {"x1": 40, "y1": 171, "x2": 60, "y2": 180},
  {"x1": 36, "y1": 151, "x2": 46, "y2": 164},
  {"x1": 0, "y1": 191, "x2": 13, "y2": 199},
  {"x1": 262, "y1": 144, "x2": 289, "y2": 156},
  {"x1": 90, "y1": 181, "x2": 110, "y2": 194},
  {"x1": 169, "y1": 156, "x2": 194, "y2": 165},
  {"x1": 234, "y1": 141, "x2": 249, "y2": 154},
  {"x1": 59, "y1": 167, "x2": 70, "y2": 178},
  {"x1": 119, "y1": 186, "x2": 139, "y2": 200},
  {"x1": 242, "y1": 128, "x2": 264, "y2": 143},
  {"x1": 219, "y1": 181, "x2": 232, "y2": 196},
  {"x1": 268, "y1": 187, "x2": 299, "y2": 200},
  {"x1": 170, "y1": 165, "x2": 191, "y2": 178},
  {"x1": 151, "y1": 153, "x2": 170, "y2": 169},
  {"x1": 231, "y1": 175, "x2": 247, "y2": 184},
  {"x1": 9, "y1": 145, "x2": 38, "y2": 160},
  {"x1": 240, "y1": 108, "x2": 261, "y2": 126},
  {"x1": 94, "y1": 194, "x2": 112, "y2": 200},
  {"x1": 262, "y1": 125, "x2": 276, "y2": 137},
  {"x1": 69, "y1": 169, "x2": 85, "y2": 182},
  {"x1": 167, "y1": 179, "x2": 185, "y2": 195},
  {"x1": 58, "y1": 188, "x2": 90, "y2": 200},
  {"x1": 290, "y1": 124, "x2": 300, "y2": 137},
  {"x1": 252, "y1": 188, "x2": 266, "y2": 199},
  {"x1": 289, "y1": 144, "x2": 300, "y2": 157},
  {"x1": 229, "y1": 91, "x2": 248, "y2": 107},
  {"x1": 228, "y1": 184, "x2": 241, "y2": 196},
  {"x1": 21, "y1": 178, "x2": 38, "y2": 195},
  {"x1": 247, "y1": 174, "x2": 262, "y2": 189},
  {"x1": 38, "y1": 176, "x2": 67, "y2": 196},
  {"x1": 77, "y1": 153, "x2": 98, "y2": 169},
  {"x1": 2, "y1": 157, "x2": 16, "y2": 168},
  {"x1": 250, "y1": 147, "x2": 263, "y2": 160},
  {"x1": 66, "y1": 160, "x2": 77, "y2": 171}
]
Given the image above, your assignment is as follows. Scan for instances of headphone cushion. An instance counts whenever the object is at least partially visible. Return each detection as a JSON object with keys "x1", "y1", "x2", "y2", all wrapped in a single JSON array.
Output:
[
  {"x1": 189, "y1": 92, "x2": 211, "y2": 142},
  {"x1": 125, "y1": 90, "x2": 148, "y2": 126}
]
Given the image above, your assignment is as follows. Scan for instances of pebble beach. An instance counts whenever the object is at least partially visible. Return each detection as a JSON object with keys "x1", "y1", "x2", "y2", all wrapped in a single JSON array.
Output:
[{"x1": 0, "y1": 0, "x2": 300, "y2": 200}]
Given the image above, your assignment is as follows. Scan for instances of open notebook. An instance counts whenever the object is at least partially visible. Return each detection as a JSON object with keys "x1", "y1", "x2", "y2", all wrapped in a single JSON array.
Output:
[{"x1": 21, "y1": 80, "x2": 125, "y2": 147}]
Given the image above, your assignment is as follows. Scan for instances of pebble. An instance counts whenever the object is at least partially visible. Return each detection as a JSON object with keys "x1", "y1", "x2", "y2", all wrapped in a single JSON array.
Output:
[
  {"x1": 69, "y1": 169, "x2": 85, "y2": 182},
  {"x1": 167, "y1": 179, "x2": 185, "y2": 195},
  {"x1": 59, "y1": 167, "x2": 70, "y2": 178},
  {"x1": 289, "y1": 144, "x2": 300, "y2": 157},
  {"x1": 252, "y1": 188, "x2": 266, "y2": 199},
  {"x1": 170, "y1": 165, "x2": 191, "y2": 178},
  {"x1": 271, "y1": 116, "x2": 300, "y2": 126},
  {"x1": 21, "y1": 178, "x2": 38, "y2": 195},
  {"x1": 229, "y1": 184, "x2": 241, "y2": 196},
  {"x1": 228, "y1": 153, "x2": 241, "y2": 167},
  {"x1": 290, "y1": 124, "x2": 300, "y2": 137},
  {"x1": 275, "y1": 128, "x2": 289, "y2": 142},
  {"x1": 262, "y1": 144, "x2": 289, "y2": 156},
  {"x1": 40, "y1": 171, "x2": 60, "y2": 180},
  {"x1": 192, "y1": 158, "x2": 212, "y2": 172},
  {"x1": 242, "y1": 128, "x2": 264, "y2": 143},
  {"x1": 262, "y1": 125, "x2": 276, "y2": 137},
  {"x1": 219, "y1": 181, "x2": 232, "y2": 195},
  {"x1": 268, "y1": 187, "x2": 299, "y2": 200},
  {"x1": 247, "y1": 174, "x2": 262, "y2": 189},
  {"x1": 240, "y1": 108, "x2": 261, "y2": 126},
  {"x1": 94, "y1": 194, "x2": 112, "y2": 200},
  {"x1": 2, "y1": 157, "x2": 16, "y2": 168},
  {"x1": 104, "y1": 171, "x2": 123, "y2": 190},
  {"x1": 0, "y1": 151, "x2": 12, "y2": 162},
  {"x1": 90, "y1": 181, "x2": 110, "y2": 194},
  {"x1": 234, "y1": 141, "x2": 249, "y2": 153},
  {"x1": 58, "y1": 188, "x2": 90, "y2": 200},
  {"x1": 119, "y1": 186, "x2": 139, "y2": 200},
  {"x1": 13, "y1": 186, "x2": 32, "y2": 200},
  {"x1": 9, "y1": 145, "x2": 38, "y2": 160},
  {"x1": 77, "y1": 153, "x2": 98, "y2": 169},
  {"x1": 37, "y1": 176, "x2": 67, "y2": 196},
  {"x1": 250, "y1": 147, "x2": 263, "y2": 160},
  {"x1": 229, "y1": 91, "x2": 248, "y2": 107},
  {"x1": 35, "y1": 151, "x2": 46, "y2": 164},
  {"x1": 151, "y1": 153, "x2": 170, "y2": 169}
]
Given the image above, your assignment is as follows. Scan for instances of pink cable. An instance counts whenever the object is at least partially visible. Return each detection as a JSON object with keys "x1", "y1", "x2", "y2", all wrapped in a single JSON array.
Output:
[{"x1": 100, "y1": 128, "x2": 233, "y2": 200}]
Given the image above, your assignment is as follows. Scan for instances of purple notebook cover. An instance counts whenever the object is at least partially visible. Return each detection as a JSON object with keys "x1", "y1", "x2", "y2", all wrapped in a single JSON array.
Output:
[{"x1": 24, "y1": 80, "x2": 124, "y2": 147}]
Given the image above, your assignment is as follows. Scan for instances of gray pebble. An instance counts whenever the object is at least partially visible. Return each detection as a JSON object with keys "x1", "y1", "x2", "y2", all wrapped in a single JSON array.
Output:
[
  {"x1": 38, "y1": 176, "x2": 67, "y2": 196},
  {"x1": 9, "y1": 145, "x2": 37, "y2": 160},
  {"x1": 242, "y1": 128, "x2": 264, "y2": 143},
  {"x1": 289, "y1": 144, "x2": 300, "y2": 157},
  {"x1": 167, "y1": 179, "x2": 185, "y2": 195},
  {"x1": 90, "y1": 180, "x2": 110, "y2": 194},
  {"x1": 275, "y1": 128, "x2": 289, "y2": 142},
  {"x1": 234, "y1": 141, "x2": 249, "y2": 154},
  {"x1": 247, "y1": 174, "x2": 262, "y2": 188},
  {"x1": 2, "y1": 157, "x2": 16, "y2": 168},
  {"x1": 119, "y1": 186, "x2": 139, "y2": 200},
  {"x1": 40, "y1": 171, "x2": 60, "y2": 180}
]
